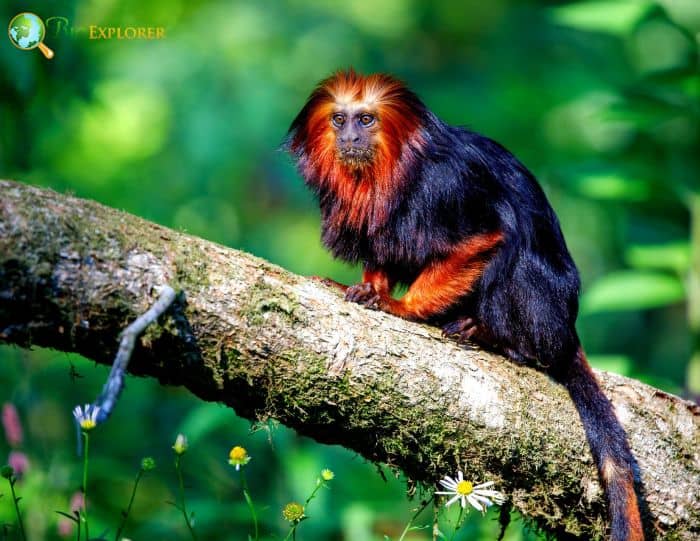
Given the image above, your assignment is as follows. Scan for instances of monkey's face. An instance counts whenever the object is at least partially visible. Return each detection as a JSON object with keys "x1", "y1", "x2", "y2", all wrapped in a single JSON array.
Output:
[{"x1": 330, "y1": 107, "x2": 378, "y2": 167}]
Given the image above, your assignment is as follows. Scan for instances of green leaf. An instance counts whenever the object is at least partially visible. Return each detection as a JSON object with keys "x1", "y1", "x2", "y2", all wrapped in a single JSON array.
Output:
[
  {"x1": 54, "y1": 511, "x2": 79, "y2": 523},
  {"x1": 572, "y1": 172, "x2": 651, "y2": 202},
  {"x1": 581, "y1": 270, "x2": 685, "y2": 313},
  {"x1": 625, "y1": 242, "x2": 690, "y2": 273},
  {"x1": 550, "y1": 0, "x2": 653, "y2": 35}
]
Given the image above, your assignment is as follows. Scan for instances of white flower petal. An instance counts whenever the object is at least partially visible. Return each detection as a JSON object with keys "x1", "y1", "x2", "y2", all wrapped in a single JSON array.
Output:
[
  {"x1": 445, "y1": 494, "x2": 461, "y2": 508},
  {"x1": 440, "y1": 476, "x2": 458, "y2": 488},
  {"x1": 457, "y1": 471, "x2": 464, "y2": 482},
  {"x1": 471, "y1": 494, "x2": 493, "y2": 508},
  {"x1": 466, "y1": 494, "x2": 486, "y2": 512},
  {"x1": 475, "y1": 489, "x2": 505, "y2": 499},
  {"x1": 474, "y1": 481, "x2": 495, "y2": 490}
]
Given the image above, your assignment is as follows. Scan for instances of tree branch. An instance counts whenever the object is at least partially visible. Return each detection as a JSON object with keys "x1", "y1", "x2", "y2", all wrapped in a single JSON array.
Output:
[{"x1": 0, "y1": 180, "x2": 698, "y2": 540}]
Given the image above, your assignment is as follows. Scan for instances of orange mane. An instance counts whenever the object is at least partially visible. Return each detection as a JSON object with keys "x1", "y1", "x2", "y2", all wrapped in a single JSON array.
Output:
[{"x1": 286, "y1": 69, "x2": 427, "y2": 232}]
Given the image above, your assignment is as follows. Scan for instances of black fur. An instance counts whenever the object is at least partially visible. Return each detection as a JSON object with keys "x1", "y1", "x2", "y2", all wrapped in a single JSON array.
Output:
[{"x1": 287, "y1": 89, "x2": 643, "y2": 541}]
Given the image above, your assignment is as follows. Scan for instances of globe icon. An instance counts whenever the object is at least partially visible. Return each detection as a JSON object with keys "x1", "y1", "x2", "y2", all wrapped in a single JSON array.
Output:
[{"x1": 8, "y1": 12, "x2": 54, "y2": 59}]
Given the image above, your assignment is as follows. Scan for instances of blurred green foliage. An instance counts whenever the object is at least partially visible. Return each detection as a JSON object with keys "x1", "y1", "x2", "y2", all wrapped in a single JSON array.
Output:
[{"x1": 0, "y1": 0, "x2": 698, "y2": 539}]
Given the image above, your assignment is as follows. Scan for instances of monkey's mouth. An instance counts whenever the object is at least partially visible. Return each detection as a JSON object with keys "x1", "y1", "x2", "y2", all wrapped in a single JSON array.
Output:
[{"x1": 338, "y1": 147, "x2": 373, "y2": 166}]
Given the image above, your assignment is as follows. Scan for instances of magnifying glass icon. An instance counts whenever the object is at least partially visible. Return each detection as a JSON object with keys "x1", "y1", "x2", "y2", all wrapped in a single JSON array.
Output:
[{"x1": 8, "y1": 12, "x2": 55, "y2": 59}]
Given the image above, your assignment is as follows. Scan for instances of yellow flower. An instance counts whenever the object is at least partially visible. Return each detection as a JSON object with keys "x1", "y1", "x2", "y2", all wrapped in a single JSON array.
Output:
[
  {"x1": 72, "y1": 404, "x2": 100, "y2": 431},
  {"x1": 282, "y1": 502, "x2": 304, "y2": 522},
  {"x1": 228, "y1": 445, "x2": 251, "y2": 470},
  {"x1": 172, "y1": 433, "x2": 188, "y2": 455},
  {"x1": 321, "y1": 469, "x2": 334, "y2": 481}
]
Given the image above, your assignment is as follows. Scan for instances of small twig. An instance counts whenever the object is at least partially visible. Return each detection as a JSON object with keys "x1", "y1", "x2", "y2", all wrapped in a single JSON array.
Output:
[
  {"x1": 73, "y1": 286, "x2": 177, "y2": 455},
  {"x1": 95, "y1": 285, "x2": 177, "y2": 422}
]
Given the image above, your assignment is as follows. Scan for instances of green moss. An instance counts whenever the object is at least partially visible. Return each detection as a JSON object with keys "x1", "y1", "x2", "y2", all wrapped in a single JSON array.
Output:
[{"x1": 243, "y1": 278, "x2": 301, "y2": 326}]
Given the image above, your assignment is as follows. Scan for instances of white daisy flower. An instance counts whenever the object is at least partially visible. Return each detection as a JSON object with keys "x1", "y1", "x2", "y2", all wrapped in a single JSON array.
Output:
[
  {"x1": 435, "y1": 470, "x2": 506, "y2": 513},
  {"x1": 72, "y1": 404, "x2": 101, "y2": 431}
]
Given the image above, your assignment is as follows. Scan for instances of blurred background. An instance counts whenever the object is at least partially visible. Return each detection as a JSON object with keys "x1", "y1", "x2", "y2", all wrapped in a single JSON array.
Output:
[{"x1": 0, "y1": 0, "x2": 698, "y2": 539}]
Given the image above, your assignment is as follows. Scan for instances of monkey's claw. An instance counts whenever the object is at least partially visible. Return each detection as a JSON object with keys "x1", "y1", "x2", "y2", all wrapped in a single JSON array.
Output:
[
  {"x1": 345, "y1": 282, "x2": 381, "y2": 309},
  {"x1": 442, "y1": 317, "x2": 478, "y2": 340}
]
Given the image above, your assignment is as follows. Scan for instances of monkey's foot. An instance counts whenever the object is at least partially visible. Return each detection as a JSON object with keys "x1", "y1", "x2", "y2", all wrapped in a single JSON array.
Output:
[
  {"x1": 309, "y1": 276, "x2": 348, "y2": 293},
  {"x1": 345, "y1": 282, "x2": 381, "y2": 308},
  {"x1": 441, "y1": 317, "x2": 492, "y2": 343}
]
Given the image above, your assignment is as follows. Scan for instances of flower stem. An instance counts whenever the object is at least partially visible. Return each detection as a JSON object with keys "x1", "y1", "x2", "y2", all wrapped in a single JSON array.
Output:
[
  {"x1": 447, "y1": 507, "x2": 464, "y2": 541},
  {"x1": 283, "y1": 476, "x2": 329, "y2": 541},
  {"x1": 7, "y1": 478, "x2": 27, "y2": 541},
  {"x1": 82, "y1": 431, "x2": 90, "y2": 541},
  {"x1": 239, "y1": 470, "x2": 259, "y2": 540},
  {"x1": 175, "y1": 455, "x2": 198, "y2": 541},
  {"x1": 397, "y1": 499, "x2": 430, "y2": 541},
  {"x1": 114, "y1": 469, "x2": 143, "y2": 541}
]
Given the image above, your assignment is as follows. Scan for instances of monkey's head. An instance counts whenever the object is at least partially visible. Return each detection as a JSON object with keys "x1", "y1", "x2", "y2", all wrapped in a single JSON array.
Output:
[{"x1": 285, "y1": 69, "x2": 427, "y2": 176}]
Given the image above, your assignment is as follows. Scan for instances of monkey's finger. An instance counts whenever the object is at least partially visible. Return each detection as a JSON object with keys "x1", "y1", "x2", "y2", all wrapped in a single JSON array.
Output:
[{"x1": 441, "y1": 317, "x2": 475, "y2": 337}]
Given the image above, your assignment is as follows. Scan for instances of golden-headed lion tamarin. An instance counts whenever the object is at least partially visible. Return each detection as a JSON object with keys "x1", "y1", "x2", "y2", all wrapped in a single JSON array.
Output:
[{"x1": 285, "y1": 69, "x2": 644, "y2": 541}]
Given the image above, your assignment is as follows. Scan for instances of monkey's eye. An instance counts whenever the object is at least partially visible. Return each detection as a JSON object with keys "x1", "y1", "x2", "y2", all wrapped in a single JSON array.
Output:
[
  {"x1": 331, "y1": 113, "x2": 346, "y2": 127},
  {"x1": 359, "y1": 113, "x2": 375, "y2": 127}
]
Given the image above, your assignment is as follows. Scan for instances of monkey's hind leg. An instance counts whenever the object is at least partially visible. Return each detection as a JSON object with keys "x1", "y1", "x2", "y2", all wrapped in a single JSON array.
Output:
[{"x1": 442, "y1": 317, "x2": 530, "y2": 364}]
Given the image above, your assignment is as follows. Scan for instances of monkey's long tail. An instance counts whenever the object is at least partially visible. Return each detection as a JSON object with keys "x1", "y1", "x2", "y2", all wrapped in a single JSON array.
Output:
[{"x1": 556, "y1": 347, "x2": 644, "y2": 541}]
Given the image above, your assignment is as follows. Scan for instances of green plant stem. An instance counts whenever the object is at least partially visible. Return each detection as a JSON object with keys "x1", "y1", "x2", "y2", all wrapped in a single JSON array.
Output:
[
  {"x1": 114, "y1": 469, "x2": 144, "y2": 541},
  {"x1": 283, "y1": 525, "x2": 296, "y2": 541},
  {"x1": 283, "y1": 477, "x2": 329, "y2": 541},
  {"x1": 448, "y1": 507, "x2": 464, "y2": 541},
  {"x1": 8, "y1": 478, "x2": 27, "y2": 541},
  {"x1": 239, "y1": 470, "x2": 259, "y2": 541},
  {"x1": 303, "y1": 480, "x2": 323, "y2": 507},
  {"x1": 397, "y1": 499, "x2": 431, "y2": 541},
  {"x1": 175, "y1": 455, "x2": 198, "y2": 541},
  {"x1": 82, "y1": 431, "x2": 90, "y2": 541}
]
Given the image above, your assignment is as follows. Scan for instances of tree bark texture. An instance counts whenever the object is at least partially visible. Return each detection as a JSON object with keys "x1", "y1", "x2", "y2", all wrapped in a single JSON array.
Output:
[{"x1": 0, "y1": 180, "x2": 698, "y2": 540}]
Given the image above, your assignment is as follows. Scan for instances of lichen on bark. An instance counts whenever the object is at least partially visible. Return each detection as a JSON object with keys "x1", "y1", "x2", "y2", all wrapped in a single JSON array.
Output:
[{"x1": 1, "y1": 180, "x2": 698, "y2": 540}]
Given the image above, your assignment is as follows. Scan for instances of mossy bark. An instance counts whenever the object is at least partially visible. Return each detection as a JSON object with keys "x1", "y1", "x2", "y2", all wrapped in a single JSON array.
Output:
[{"x1": 0, "y1": 180, "x2": 698, "y2": 540}]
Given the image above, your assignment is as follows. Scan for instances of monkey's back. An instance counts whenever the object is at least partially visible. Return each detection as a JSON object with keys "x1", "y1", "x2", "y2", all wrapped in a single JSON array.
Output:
[{"x1": 319, "y1": 116, "x2": 583, "y2": 368}]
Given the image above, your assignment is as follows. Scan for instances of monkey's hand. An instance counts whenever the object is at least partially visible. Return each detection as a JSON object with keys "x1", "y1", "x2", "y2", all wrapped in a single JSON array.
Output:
[
  {"x1": 345, "y1": 282, "x2": 381, "y2": 307},
  {"x1": 345, "y1": 282, "x2": 412, "y2": 319}
]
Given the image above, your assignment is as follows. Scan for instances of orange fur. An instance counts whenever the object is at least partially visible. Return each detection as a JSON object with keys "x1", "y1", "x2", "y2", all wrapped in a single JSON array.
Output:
[
  {"x1": 602, "y1": 455, "x2": 644, "y2": 541},
  {"x1": 626, "y1": 493, "x2": 644, "y2": 541},
  {"x1": 362, "y1": 269, "x2": 395, "y2": 297},
  {"x1": 373, "y1": 231, "x2": 504, "y2": 320},
  {"x1": 289, "y1": 69, "x2": 425, "y2": 232}
]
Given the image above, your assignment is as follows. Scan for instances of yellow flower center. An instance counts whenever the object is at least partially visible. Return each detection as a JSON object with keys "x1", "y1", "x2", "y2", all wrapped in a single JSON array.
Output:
[
  {"x1": 229, "y1": 446, "x2": 247, "y2": 462},
  {"x1": 80, "y1": 419, "x2": 97, "y2": 431},
  {"x1": 456, "y1": 480, "x2": 473, "y2": 495}
]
